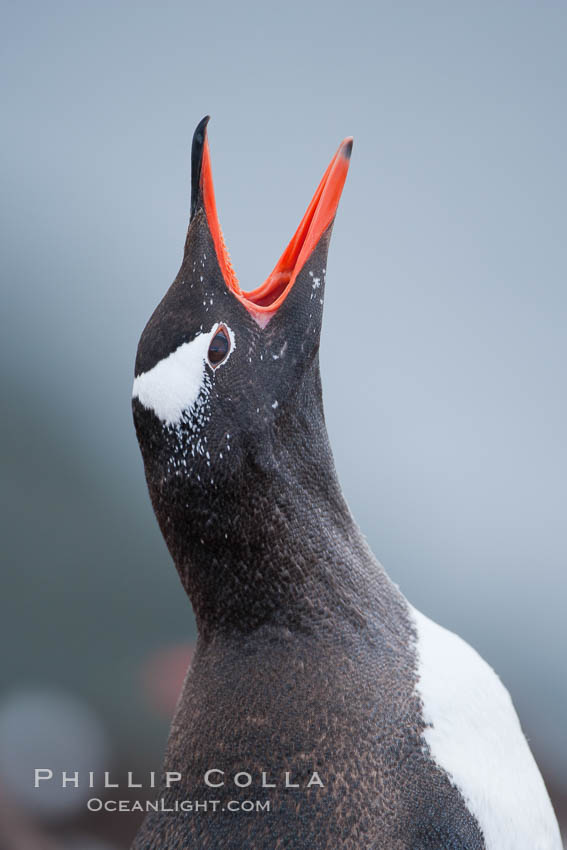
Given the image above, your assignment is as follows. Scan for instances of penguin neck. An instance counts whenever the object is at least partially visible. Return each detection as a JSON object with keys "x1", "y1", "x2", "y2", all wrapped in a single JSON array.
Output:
[{"x1": 158, "y1": 363, "x2": 381, "y2": 642}]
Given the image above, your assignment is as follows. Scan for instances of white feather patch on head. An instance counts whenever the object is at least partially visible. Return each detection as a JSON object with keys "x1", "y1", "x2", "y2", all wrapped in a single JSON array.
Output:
[
  {"x1": 410, "y1": 606, "x2": 562, "y2": 849},
  {"x1": 132, "y1": 323, "x2": 235, "y2": 426}
]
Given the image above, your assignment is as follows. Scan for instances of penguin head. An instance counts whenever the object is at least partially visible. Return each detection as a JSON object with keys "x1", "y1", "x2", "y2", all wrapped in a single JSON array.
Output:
[{"x1": 132, "y1": 117, "x2": 352, "y2": 504}]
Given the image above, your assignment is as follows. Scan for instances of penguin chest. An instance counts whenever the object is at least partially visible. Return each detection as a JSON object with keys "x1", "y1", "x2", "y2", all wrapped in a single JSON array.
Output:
[{"x1": 410, "y1": 606, "x2": 562, "y2": 850}]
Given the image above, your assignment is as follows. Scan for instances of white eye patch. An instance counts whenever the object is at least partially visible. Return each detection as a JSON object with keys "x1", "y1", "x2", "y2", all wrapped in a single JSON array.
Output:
[{"x1": 132, "y1": 323, "x2": 235, "y2": 426}]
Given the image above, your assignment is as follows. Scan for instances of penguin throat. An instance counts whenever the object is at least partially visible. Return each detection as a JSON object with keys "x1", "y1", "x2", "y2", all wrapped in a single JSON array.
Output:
[{"x1": 200, "y1": 134, "x2": 352, "y2": 327}]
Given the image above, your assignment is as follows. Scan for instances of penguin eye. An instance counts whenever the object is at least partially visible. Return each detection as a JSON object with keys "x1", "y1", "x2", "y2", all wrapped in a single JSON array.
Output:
[{"x1": 207, "y1": 327, "x2": 230, "y2": 367}]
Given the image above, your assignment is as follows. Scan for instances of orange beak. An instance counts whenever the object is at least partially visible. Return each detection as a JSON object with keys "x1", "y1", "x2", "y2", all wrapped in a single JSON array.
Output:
[{"x1": 199, "y1": 123, "x2": 352, "y2": 326}]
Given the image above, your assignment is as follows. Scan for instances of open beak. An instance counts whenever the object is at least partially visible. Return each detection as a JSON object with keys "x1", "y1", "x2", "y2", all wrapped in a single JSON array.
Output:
[{"x1": 193, "y1": 117, "x2": 352, "y2": 326}]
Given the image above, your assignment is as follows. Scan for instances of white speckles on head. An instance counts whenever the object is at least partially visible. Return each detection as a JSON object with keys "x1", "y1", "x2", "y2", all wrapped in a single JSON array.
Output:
[
  {"x1": 411, "y1": 606, "x2": 562, "y2": 849},
  {"x1": 309, "y1": 269, "x2": 326, "y2": 302},
  {"x1": 309, "y1": 269, "x2": 325, "y2": 291},
  {"x1": 132, "y1": 323, "x2": 236, "y2": 426},
  {"x1": 271, "y1": 400, "x2": 278, "y2": 409}
]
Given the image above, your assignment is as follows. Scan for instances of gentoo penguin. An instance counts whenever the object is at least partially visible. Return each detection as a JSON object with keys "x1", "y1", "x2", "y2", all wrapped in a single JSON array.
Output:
[{"x1": 131, "y1": 117, "x2": 562, "y2": 849}]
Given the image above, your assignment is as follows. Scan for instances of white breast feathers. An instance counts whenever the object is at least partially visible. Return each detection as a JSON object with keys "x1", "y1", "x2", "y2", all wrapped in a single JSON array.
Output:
[{"x1": 411, "y1": 606, "x2": 562, "y2": 850}]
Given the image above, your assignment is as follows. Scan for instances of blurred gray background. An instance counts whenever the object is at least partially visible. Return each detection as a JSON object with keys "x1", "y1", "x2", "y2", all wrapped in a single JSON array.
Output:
[{"x1": 1, "y1": 0, "x2": 566, "y2": 846}]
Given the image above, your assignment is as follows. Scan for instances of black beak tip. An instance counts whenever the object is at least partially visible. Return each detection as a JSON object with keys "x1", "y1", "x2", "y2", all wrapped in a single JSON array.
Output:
[
  {"x1": 341, "y1": 138, "x2": 354, "y2": 160},
  {"x1": 190, "y1": 115, "x2": 211, "y2": 219},
  {"x1": 193, "y1": 115, "x2": 211, "y2": 147}
]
